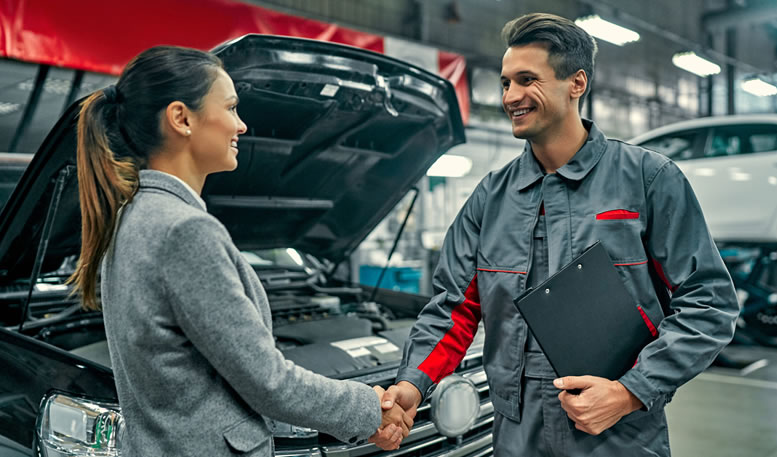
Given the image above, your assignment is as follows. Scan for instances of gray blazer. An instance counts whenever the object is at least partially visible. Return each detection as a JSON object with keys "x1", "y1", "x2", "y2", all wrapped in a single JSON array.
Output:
[{"x1": 101, "y1": 170, "x2": 380, "y2": 456}]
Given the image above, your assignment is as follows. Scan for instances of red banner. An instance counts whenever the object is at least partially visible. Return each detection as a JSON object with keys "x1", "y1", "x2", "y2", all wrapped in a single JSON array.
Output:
[
  {"x1": 439, "y1": 51, "x2": 470, "y2": 126},
  {"x1": 0, "y1": 0, "x2": 468, "y2": 122}
]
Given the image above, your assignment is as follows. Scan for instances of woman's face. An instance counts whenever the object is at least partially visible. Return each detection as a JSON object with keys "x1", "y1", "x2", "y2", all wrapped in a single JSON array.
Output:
[{"x1": 189, "y1": 68, "x2": 247, "y2": 175}]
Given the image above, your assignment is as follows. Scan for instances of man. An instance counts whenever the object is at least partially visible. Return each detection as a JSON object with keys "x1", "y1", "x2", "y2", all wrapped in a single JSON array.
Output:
[{"x1": 381, "y1": 12, "x2": 739, "y2": 456}]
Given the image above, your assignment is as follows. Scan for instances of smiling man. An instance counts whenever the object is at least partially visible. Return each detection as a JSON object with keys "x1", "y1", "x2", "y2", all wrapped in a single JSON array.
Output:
[{"x1": 382, "y1": 12, "x2": 739, "y2": 457}]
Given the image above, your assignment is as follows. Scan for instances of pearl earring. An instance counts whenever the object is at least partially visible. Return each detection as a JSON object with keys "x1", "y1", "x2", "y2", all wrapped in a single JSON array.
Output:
[{"x1": 185, "y1": 129, "x2": 191, "y2": 136}]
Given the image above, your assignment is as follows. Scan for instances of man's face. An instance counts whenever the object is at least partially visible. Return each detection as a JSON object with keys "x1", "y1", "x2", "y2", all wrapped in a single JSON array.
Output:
[{"x1": 500, "y1": 43, "x2": 577, "y2": 142}]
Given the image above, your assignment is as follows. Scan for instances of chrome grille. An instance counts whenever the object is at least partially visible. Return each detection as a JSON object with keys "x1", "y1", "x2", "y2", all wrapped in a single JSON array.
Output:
[{"x1": 277, "y1": 366, "x2": 493, "y2": 457}]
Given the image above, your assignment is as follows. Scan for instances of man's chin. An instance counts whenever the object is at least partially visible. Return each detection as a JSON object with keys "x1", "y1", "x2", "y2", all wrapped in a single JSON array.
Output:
[{"x1": 511, "y1": 125, "x2": 531, "y2": 140}]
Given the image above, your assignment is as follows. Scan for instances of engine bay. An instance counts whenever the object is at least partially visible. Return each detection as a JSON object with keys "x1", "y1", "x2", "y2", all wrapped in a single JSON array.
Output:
[{"x1": 0, "y1": 260, "x2": 417, "y2": 378}]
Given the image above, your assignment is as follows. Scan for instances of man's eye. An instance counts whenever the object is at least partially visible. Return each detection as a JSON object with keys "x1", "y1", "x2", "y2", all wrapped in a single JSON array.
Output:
[{"x1": 501, "y1": 81, "x2": 510, "y2": 90}]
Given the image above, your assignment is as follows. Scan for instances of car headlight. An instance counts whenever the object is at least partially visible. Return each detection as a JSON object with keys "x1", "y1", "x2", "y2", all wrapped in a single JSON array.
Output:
[
  {"x1": 36, "y1": 392, "x2": 125, "y2": 456},
  {"x1": 430, "y1": 374, "x2": 480, "y2": 437}
]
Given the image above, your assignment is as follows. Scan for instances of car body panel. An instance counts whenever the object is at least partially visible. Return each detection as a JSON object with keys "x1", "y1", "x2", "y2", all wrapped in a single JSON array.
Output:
[
  {"x1": 0, "y1": 326, "x2": 117, "y2": 449},
  {"x1": 631, "y1": 114, "x2": 777, "y2": 243}
]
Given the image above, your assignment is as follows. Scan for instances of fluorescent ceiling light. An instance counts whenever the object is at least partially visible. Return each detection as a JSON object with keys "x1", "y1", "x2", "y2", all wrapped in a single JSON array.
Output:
[
  {"x1": 427, "y1": 154, "x2": 473, "y2": 178},
  {"x1": 575, "y1": 15, "x2": 640, "y2": 46},
  {"x1": 672, "y1": 52, "x2": 721, "y2": 77},
  {"x1": 741, "y1": 77, "x2": 777, "y2": 96}
]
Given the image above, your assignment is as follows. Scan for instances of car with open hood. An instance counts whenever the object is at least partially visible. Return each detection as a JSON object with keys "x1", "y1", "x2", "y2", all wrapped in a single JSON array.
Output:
[{"x1": 0, "y1": 35, "x2": 494, "y2": 457}]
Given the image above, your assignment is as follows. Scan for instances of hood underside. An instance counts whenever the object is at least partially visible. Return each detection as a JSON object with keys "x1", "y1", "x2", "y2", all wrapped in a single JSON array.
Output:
[{"x1": 0, "y1": 35, "x2": 465, "y2": 281}]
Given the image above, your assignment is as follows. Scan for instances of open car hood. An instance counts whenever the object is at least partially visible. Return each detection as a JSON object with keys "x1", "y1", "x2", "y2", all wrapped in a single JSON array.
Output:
[{"x1": 0, "y1": 35, "x2": 465, "y2": 281}]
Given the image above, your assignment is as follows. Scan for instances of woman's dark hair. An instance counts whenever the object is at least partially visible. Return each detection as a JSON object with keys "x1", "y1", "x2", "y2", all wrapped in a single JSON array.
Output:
[
  {"x1": 501, "y1": 13, "x2": 598, "y2": 105},
  {"x1": 68, "y1": 46, "x2": 223, "y2": 310}
]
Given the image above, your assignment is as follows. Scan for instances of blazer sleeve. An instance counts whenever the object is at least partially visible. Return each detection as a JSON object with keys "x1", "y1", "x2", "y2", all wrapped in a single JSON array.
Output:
[
  {"x1": 395, "y1": 174, "x2": 488, "y2": 400},
  {"x1": 618, "y1": 160, "x2": 740, "y2": 411},
  {"x1": 159, "y1": 214, "x2": 381, "y2": 444}
]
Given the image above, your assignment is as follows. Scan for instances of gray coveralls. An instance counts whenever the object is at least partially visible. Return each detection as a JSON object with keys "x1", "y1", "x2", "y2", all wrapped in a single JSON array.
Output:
[
  {"x1": 396, "y1": 120, "x2": 739, "y2": 456},
  {"x1": 491, "y1": 208, "x2": 670, "y2": 456}
]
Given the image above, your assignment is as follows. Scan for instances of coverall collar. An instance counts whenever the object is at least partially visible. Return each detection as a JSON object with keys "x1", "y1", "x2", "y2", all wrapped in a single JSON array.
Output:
[{"x1": 516, "y1": 119, "x2": 607, "y2": 191}]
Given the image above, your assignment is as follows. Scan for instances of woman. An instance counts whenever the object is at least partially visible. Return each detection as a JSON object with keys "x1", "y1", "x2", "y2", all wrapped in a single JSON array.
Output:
[{"x1": 68, "y1": 45, "x2": 410, "y2": 456}]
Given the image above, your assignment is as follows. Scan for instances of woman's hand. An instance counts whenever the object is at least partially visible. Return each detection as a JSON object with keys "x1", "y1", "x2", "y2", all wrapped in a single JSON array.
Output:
[{"x1": 368, "y1": 386, "x2": 414, "y2": 450}]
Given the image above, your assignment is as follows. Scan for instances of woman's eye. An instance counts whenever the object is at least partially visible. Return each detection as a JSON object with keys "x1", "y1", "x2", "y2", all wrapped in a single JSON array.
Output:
[{"x1": 229, "y1": 105, "x2": 238, "y2": 112}]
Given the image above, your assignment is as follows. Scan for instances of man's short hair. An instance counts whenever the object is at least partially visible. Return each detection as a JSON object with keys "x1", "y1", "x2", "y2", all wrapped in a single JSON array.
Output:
[{"x1": 501, "y1": 13, "x2": 598, "y2": 104}]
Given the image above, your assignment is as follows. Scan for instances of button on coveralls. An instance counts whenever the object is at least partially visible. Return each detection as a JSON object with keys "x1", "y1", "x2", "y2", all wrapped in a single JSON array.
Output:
[{"x1": 396, "y1": 120, "x2": 739, "y2": 456}]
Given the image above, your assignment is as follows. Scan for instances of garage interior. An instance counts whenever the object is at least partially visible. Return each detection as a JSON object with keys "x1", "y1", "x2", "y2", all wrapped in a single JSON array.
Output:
[{"x1": 1, "y1": 1, "x2": 777, "y2": 456}]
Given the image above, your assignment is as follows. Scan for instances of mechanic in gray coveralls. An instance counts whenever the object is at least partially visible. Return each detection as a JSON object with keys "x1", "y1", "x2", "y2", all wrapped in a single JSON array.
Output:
[{"x1": 381, "y1": 12, "x2": 739, "y2": 456}]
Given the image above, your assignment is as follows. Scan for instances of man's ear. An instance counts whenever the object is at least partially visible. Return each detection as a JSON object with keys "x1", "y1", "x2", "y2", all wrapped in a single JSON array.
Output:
[
  {"x1": 164, "y1": 101, "x2": 192, "y2": 137},
  {"x1": 569, "y1": 69, "x2": 588, "y2": 101}
]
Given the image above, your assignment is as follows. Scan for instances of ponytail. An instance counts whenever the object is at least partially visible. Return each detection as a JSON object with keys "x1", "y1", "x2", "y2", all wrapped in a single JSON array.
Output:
[
  {"x1": 67, "y1": 91, "x2": 139, "y2": 310},
  {"x1": 67, "y1": 45, "x2": 222, "y2": 310}
]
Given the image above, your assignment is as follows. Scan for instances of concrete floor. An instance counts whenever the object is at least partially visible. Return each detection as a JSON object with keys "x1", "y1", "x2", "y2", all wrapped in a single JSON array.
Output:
[{"x1": 666, "y1": 344, "x2": 777, "y2": 457}]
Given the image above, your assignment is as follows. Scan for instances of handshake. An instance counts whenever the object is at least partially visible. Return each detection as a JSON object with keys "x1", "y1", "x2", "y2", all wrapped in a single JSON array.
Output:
[{"x1": 367, "y1": 381, "x2": 423, "y2": 450}]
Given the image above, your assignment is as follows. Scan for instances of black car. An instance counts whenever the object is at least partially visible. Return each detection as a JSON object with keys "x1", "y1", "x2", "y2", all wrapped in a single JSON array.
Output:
[{"x1": 0, "y1": 35, "x2": 494, "y2": 457}]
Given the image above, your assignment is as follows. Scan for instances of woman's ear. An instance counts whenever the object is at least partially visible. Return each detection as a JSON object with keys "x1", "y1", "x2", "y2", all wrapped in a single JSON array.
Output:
[{"x1": 164, "y1": 101, "x2": 192, "y2": 137}]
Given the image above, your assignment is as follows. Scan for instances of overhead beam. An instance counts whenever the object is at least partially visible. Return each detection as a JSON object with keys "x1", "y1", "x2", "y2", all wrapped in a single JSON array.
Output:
[
  {"x1": 703, "y1": 4, "x2": 777, "y2": 32},
  {"x1": 576, "y1": 0, "x2": 767, "y2": 75},
  {"x1": 61, "y1": 70, "x2": 85, "y2": 116},
  {"x1": 8, "y1": 64, "x2": 49, "y2": 152}
]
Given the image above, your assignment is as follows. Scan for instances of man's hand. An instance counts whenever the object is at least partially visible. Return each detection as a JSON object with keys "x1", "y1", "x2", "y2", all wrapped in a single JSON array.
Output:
[
  {"x1": 554, "y1": 376, "x2": 644, "y2": 435},
  {"x1": 380, "y1": 381, "x2": 423, "y2": 419},
  {"x1": 368, "y1": 386, "x2": 413, "y2": 450}
]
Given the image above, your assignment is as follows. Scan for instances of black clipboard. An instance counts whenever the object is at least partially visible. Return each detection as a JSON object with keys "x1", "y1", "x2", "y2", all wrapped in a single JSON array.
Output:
[{"x1": 513, "y1": 241, "x2": 655, "y2": 381}]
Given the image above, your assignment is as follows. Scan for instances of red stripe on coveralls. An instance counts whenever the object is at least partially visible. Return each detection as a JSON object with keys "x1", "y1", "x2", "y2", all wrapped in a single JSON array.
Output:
[
  {"x1": 596, "y1": 209, "x2": 640, "y2": 220},
  {"x1": 418, "y1": 275, "x2": 482, "y2": 383},
  {"x1": 637, "y1": 305, "x2": 659, "y2": 337},
  {"x1": 476, "y1": 268, "x2": 528, "y2": 274},
  {"x1": 651, "y1": 258, "x2": 678, "y2": 293},
  {"x1": 613, "y1": 260, "x2": 649, "y2": 267}
]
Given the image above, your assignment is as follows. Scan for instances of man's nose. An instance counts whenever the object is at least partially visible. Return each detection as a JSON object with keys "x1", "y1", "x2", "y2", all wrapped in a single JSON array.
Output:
[{"x1": 503, "y1": 83, "x2": 524, "y2": 107}]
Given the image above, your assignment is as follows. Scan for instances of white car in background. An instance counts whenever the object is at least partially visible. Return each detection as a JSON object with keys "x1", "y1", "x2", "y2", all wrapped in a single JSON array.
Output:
[
  {"x1": 631, "y1": 115, "x2": 777, "y2": 243},
  {"x1": 631, "y1": 115, "x2": 777, "y2": 346}
]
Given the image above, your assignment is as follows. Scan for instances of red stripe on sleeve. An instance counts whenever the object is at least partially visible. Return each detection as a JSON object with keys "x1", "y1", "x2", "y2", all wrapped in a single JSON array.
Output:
[
  {"x1": 651, "y1": 258, "x2": 678, "y2": 293},
  {"x1": 637, "y1": 305, "x2": 659, "y2": 337},
  {"x1": 418, "y1": 275, "x2": 482, "y2": 384}
]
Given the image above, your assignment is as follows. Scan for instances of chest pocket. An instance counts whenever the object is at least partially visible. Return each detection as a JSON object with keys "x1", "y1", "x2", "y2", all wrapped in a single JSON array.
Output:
[{"x1": 592, "y1": 211, "x2": 646, "y2": 264}]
